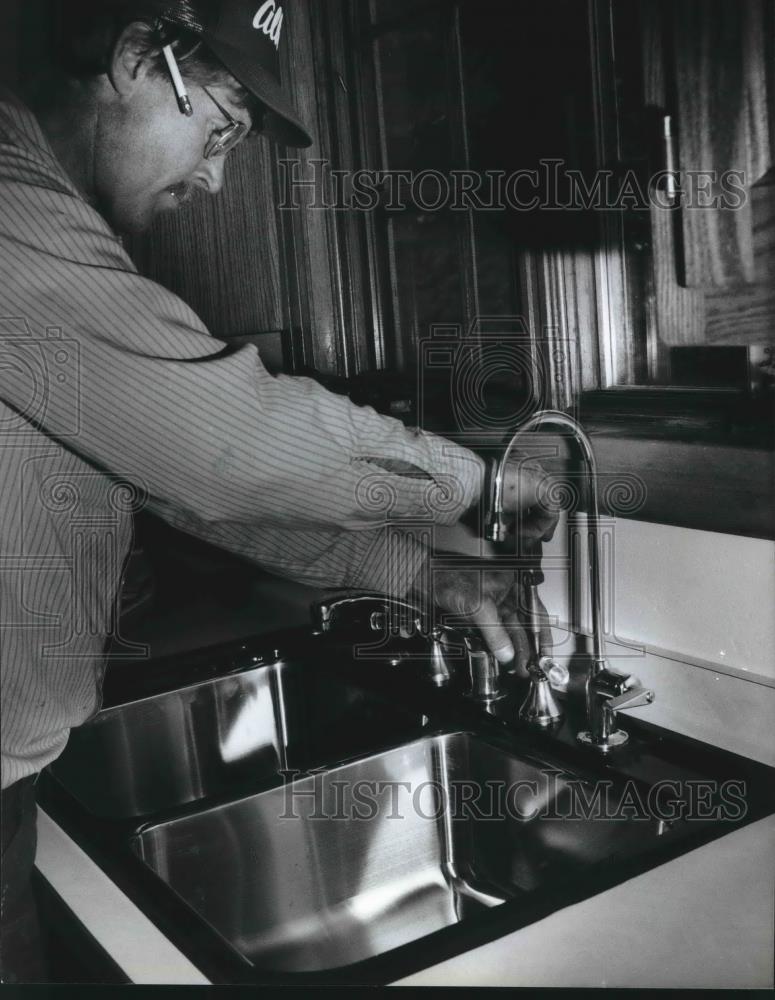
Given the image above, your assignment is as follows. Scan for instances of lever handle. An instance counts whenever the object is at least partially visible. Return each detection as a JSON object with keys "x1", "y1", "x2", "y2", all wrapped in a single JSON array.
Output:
[
  {"x1": 485, "y1": 455, "x2": 509, "y2": 543},
  {"x1": 607, "y1": 687, "x2": 655, "y2": 713},
  {"x1": 312, "y1": 593, "x2": 423, "y2": 634}
]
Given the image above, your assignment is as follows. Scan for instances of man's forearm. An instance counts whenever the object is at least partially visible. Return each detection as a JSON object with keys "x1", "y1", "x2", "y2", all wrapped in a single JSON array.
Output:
[{"x1": 149, "y1": 499, "x2": 429, "y2": 599}]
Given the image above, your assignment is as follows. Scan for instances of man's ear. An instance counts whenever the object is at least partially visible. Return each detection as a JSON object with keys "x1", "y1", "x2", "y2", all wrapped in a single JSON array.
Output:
[{"x1": 108, "y1": 22, "x2": 157, "y2": 96}]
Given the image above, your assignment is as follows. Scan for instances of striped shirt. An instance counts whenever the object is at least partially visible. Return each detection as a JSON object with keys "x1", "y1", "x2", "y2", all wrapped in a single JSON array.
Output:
[{"x1": 0, "y1": 91, "x2": 484, "y2": 789}]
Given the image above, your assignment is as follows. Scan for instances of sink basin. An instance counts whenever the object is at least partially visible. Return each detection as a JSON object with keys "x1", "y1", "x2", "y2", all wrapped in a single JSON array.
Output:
[
  {"x1": 130, "y1": 731, "x2": 682, "y2": 973},
  {"x1": 49, "y1": 651, "x2": 424, "y2": 819}
]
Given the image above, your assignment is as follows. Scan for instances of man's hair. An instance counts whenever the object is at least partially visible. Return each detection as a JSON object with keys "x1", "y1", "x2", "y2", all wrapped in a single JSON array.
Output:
[{"x1": 50, "y1": 1, "x2": 266, "y2": 131}]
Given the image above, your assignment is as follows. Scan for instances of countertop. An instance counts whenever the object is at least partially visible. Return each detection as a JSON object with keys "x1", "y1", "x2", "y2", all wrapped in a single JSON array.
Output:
[{"x1": 35, "y1": 808, "x2": 774, "y2": 987}]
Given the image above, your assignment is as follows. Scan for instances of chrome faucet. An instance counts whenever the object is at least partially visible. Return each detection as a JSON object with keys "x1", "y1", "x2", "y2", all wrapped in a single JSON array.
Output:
[
  {"x1": 311, "y1": 593, "x2": 502, "y2": 696},
  {"x1": 518, "y1": 568, "x2": 564, "y2": 727},
  {"x1": 313, "y1": 593, "x2": 422, "y2": 637},
  {"x1": 485, "y1": 409, "x2": 655, "y2": 751}
]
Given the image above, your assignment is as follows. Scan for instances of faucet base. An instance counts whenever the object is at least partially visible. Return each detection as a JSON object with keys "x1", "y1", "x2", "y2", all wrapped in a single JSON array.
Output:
[
  {"x1": 577, "y1": 729, "x2": 629, "y2": 752},
  {"x1": 519, "y1": 678, "x2": 564, "y2": 728}
]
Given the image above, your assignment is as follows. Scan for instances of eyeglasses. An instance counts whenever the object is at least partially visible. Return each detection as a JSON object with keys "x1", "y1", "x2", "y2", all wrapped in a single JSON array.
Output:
[
  {"x1": 163, "y1": 44, "x2": 250, "y2": 159},
  {"x1": 202, "y1": 87, "x2": 249, "y2": 159}
]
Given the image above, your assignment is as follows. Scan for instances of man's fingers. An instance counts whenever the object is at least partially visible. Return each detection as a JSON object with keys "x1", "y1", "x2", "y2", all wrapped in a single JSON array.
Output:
[
  {"x1": 432, "y1": 569, "x2": 526, "y2": 664},
  {"x1": 502, "y1": 459, "x2": 562, "y2": 540},
  {"x1": 532, "y1": 592, "x2": 554, "y2": 656},
  {"x1": 468, "y1": 596, "x2": 514, "y2": 663},
  {"x1": 503, "y1": 458, "x2": 555, "y2": 513},
  {"x1": 499, "y1": 603, "x2": 531, "y2": 678}
]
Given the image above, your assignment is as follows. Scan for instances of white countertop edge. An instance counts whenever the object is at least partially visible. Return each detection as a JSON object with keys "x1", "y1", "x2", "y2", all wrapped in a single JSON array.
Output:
[
  {"x1": 391, "y1": 813, "x2": 775, "y2": 988},
  {"x1": 35, "y1": 806, "x2": 774, "y2": 988},
  {"x1": 35, "y1": 806, "x2": 211, "y2": 986}
]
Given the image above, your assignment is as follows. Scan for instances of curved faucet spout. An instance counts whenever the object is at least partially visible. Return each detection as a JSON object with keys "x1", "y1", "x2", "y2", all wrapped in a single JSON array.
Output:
[
  {"x1": 485, "y1": 408, "x2": 655, "y2": 749},
  {"x1": 485, "y1": 409, "x2": 605, "y2": 664}
]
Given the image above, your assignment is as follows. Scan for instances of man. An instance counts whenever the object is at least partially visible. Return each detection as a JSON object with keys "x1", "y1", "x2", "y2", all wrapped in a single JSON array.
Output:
[{"x1": 0, "y1": 0, "x2": 554, "y2": 982}]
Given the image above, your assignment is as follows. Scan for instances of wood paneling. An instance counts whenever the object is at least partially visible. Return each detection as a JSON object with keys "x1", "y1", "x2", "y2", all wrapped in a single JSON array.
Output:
[
  {"x1": 367, "y1": 1, "x2": 478, "y2": 369},
  {"x1": 642, "y1": 0, "x2": 774, "y2": 348},
  {"x1": 745, "y1": 0, "x2": 773, "y2": 182},
  {"x1": 641, "y1": 0, "x2": 706, "y2": 348},
  {"x1": 649, "y1": 204, "x2": 707, "y2": 346},
  {"x1": 276, "y1": 0, "x2": 340, "y2": 373},
  {"x1": 768, "y1": 0, "x2": 775, "y2": 164},
  {"x1": 704, "y1": 181, "x2": 775, "y2": 344},
  {"x1": 670, "y1": 0, "x2": 771, "y2": 288},
  {"x1": 307, "y1": 0, "x2": 382, "y2": 376},
  {"x1": 272, "y1": 0, "x2": 386, "y2": 376}
]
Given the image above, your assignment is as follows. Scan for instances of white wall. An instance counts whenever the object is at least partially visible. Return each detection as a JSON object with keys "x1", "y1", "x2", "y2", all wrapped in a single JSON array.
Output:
[
  {"x1": 436, "y1": 516, "x2": 775, "y2": 763},
  {"x1": 535, "y1": 515, "x2": 775, "y2": 764},
  {"x1": 539, "y1": 514, "x2": 775, "y2": 677}
]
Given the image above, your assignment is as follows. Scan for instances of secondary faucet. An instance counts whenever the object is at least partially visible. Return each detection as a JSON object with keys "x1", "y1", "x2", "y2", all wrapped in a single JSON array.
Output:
[
  {"x1": 311, "y1": 593, "x2": 503, "y2": 697},
  {"x1": 485, "y1": 409, "x2": 655, "y2": 752}
]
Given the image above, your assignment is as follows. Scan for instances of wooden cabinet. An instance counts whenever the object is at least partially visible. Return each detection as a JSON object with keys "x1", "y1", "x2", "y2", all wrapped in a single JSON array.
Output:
[
  {"x1": 669, "y1": 0, "x2": 771, "y2": 289},
  {"x1": 638, "y1": 0, "x2": 775, "y2": 354}
]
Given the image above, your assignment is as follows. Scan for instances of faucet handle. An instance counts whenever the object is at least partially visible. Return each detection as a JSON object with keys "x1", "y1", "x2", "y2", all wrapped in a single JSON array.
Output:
[
  {"x1": 426, "y1": 625, "x2": 482, "y2": 689},
  {"x1": 579, "y1": 669, "x2": 656, "y2": 752},
  {"x1": 484, "y1": 457, "x2": 510, "y2": 543},
  {"x1": 466, "y1": 643, "x2": 506, "y2": 702},
  {"x1": 607, "y1": 686, "x2": 655, "y2": 713},
  {"x1": 312, "y1": 593, "x2": 424, "y2": 635}
]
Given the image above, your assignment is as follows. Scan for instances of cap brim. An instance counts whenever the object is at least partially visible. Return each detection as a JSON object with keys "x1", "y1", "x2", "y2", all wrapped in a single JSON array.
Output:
[{"x1": 205, "y1": 36, "x2": 314, "y2": 148}]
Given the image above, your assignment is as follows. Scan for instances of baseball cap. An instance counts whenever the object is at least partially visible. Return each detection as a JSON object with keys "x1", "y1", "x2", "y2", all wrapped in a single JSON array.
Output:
[{"x1": 144, "y1": 0, "x2": 313, "y2": 147}]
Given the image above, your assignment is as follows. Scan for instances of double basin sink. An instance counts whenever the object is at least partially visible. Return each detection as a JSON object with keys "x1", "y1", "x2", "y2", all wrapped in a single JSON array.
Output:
[{"x1": 44, "y1": 628, "x2": 775, "y2": 983}]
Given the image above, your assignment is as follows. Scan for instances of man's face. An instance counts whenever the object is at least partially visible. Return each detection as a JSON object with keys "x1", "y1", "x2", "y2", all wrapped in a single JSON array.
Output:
[{"x1": 94, "y1": 70, "x2": 251, "y2": 235}]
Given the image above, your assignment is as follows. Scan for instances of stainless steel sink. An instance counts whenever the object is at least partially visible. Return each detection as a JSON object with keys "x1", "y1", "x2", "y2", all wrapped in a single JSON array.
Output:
[
  {"x1": 49, "y1": 653, "x2": 424, "y2": 819},
  {"x1": 131, "y1": 731, "x2": 678, "y2": 973}
]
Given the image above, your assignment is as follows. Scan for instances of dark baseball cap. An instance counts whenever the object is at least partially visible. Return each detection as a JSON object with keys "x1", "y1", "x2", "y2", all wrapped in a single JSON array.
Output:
[{"x1": 144, "y1": 0, "x2": 313, "y2": 147}]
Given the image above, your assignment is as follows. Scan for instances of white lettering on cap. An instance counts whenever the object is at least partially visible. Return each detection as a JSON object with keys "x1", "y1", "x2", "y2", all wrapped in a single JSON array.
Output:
[{"x1": 253, "y1": 0, "x2": 284, "y2": 49}]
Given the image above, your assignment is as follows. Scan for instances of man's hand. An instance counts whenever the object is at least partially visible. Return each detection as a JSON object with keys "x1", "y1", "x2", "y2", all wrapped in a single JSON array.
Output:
[
  {"x1": 424, "y1": 454, "x2": 559, "y2": 665},
  {"x1": 429, "y1": 567, "x2": 552, "y2": 668},
  {"x1": 500, "y1": 455, "x2": 560, "y2": 544}
]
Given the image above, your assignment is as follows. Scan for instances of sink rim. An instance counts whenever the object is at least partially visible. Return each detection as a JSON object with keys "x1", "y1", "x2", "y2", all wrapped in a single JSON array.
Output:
[{"x1": 49, "y1": 648, "x2": 433, "y2": 823}]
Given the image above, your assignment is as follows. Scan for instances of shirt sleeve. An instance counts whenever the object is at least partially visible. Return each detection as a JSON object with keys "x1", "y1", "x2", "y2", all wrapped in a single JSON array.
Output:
[
  {"x1": 150, "y1": 499, "x2": 430, "y2": 599},
  {"x1": 0, "y1": 120, "x2": 485, "y2": 538}
]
